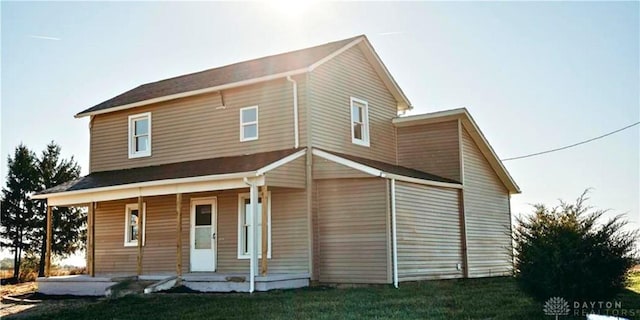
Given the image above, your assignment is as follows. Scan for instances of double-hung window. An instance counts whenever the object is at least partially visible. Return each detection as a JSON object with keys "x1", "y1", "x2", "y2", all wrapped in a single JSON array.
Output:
[
  {"x1": 240, "y1": 106, "x2": 258, "y2": 141},
  {"x1": 350, "y1": 97, "x2": 370, "y2": 146},
  {"x1": 237, "y1": 193, "x2": 271, "y2": 259},
  {"x1": 124, "y1": 203, "x2": 146, "y2": 247},
  {"x1": 128, "y1": 112, "x2": 151, "y2": 158}
]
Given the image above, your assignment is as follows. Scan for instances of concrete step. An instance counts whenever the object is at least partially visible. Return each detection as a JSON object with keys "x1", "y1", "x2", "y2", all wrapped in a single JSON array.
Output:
[{"x1": 106, "y1": 279, "x2": 156, "y2": 298}]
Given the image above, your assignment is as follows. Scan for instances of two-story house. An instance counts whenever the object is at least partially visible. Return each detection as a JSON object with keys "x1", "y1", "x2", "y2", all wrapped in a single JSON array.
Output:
[{"x1": 33, "y1": 35, "x2": 520, "y2": 294}]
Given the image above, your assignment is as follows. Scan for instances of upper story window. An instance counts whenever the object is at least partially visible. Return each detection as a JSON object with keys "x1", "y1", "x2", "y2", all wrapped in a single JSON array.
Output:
[
  {"x1": 350, "y1": 97, "x2": 370, "y2": 147},
  {"x1": 240, "y1": 106, "x2": 258, "y2": 142},
  {"x1": 128, "y1": 112, "x2": 151, "y2": 158}
]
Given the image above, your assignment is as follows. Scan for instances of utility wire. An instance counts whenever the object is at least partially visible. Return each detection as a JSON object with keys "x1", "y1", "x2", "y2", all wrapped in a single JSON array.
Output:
[{"x1": 501, "y1": 121, "x2": 640, "y2": 161}]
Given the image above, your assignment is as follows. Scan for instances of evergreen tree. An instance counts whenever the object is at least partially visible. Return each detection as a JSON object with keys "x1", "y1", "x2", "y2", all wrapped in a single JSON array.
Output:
[
  {"x1": 0, "y1": 144, "x2": 38, "y2": 279},
  {"x1": 30, "y1": 142, "x2": 84, "y2": 277}
]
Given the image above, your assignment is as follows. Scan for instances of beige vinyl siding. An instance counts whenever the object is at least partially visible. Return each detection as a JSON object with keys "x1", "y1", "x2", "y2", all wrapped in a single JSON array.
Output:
[
  {"x1": 312, "y1": 156, "x2": 372, "y2": 180},
  {"x1": 210, "y1": 188, "x2": 309, "y2": 273},
  {"x1": 95, "y1": 196, "x2": 177, "y2": 275},
  {"x1": 94, "y1": 198, "x2": 136, "y2": 275},
  {"x1": 90, "y1": 77, "x2": 306, "y2": 172},
  {"x1": 316, "y1": 178, "x2": 389, "y2": 283},
  {"x1": 310, "y1": 45, "x2": 397, "y2": 164},
  {"x1": 395, "y1": 181, "x2": 463, "y2": 281},
  {"x1": 397, "y1": 120, "x2": 461, "y2": 181},
  {"x1": 94, "y1": 188, "x2": 309, "y2": 275},
  {"x1": 264, "y1": 156, "x2": 306, "y2": 188},
  {"x1": 461, "y1": 127, "x2": 512, "y2": 278}
]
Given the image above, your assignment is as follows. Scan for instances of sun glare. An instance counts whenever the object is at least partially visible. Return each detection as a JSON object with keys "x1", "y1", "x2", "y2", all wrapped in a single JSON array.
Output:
[{"x1": 268, "y1": 0, "x2": 314, "y2": 18}]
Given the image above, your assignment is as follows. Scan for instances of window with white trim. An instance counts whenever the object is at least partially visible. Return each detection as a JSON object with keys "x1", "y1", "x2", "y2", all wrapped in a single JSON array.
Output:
[
  {"x1": 240, "y1": 106, "x2": 258, "y2": 141},
  {"x1": 124, "y1": 203, "x2": 146, "y2": 247},
  {"x1": 237, "y1": 193, "x2": 271, "y2": 259},
  {"x1": 350, "y1": 97, "x2": 369, "y2": 146},
  {"x1": 128, "y1": 112, "x2": 151, "y2": 158}
]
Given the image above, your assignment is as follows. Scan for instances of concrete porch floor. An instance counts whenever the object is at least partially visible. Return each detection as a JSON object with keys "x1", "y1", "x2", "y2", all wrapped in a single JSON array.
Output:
[
  {"x1": 181, "y1": 272, "x2": 310, "y2": 292},
  {"x1": 36, "y1": 272, "x2": 310, "y2": 296}
]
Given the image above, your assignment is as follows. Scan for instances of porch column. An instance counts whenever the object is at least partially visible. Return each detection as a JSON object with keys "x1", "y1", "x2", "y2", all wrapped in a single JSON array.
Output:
[
  {"x1": 260, "y1": 186, "x2": 268, "y2": 276},
  {"x1": 45, "y1": 203, "x2": 52, "y2": 277},
  {"x1": 88, "y1": 202, "x2": 95, "y2": 277},
  {"x1": 176, "y1": 193, "x2": 182, "y2": 276},
  {"x1": 137, "y1": 195, "x2": 144, "y2": 276},
  {"x1": 249, "y1": 181, "x2": 259, "y2": 292}
]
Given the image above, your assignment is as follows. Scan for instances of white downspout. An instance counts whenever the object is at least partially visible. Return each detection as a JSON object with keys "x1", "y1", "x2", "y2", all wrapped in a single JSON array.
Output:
[
  {"x1": 390, "y1": 178, "x2": 399, "y2": 288},
  {"x1": 243, "y1": 177, "x2": 259, "y2": 293},
  {"x1": 286, "y1": 76, "x2": 299, "y2": 149}
]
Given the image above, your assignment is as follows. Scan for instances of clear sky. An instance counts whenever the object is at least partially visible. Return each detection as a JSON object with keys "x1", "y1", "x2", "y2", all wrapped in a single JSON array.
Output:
[{"x1": 1, "y1": 2, "x2": 638, "y2": 264}]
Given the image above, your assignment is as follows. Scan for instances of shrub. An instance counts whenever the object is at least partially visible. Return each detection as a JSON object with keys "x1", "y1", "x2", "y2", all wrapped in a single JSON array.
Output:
[
  {"x1": 18, "y1": 254, "x2": 39, "y2": 282},
  {"x1": 513, "y1": 191, "x2": 638, "y2": 301}
]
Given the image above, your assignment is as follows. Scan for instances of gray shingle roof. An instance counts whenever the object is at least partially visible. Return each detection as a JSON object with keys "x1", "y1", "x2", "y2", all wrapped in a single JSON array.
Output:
[
  {"x1": 318, "y1": 149, "x2": 461, "y2": 184},
  {"x1": 77, "y1": 35, "x2": 362, "y2": 116},
  {"x1": 35, "y1": 148, "x2": 302, "y2": 195}
]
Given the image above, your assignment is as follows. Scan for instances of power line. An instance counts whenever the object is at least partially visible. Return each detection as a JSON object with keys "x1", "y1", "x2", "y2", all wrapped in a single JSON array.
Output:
[{"x1": 501, "y1": 121, "x2": 640, "y2": 162}]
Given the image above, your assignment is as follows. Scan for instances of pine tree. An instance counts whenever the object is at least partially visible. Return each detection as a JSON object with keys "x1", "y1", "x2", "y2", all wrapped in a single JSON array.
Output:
[
  {"x1": 29, "y1": 142, "x2": 84, "y2": 277},
  {"x1": 0, "y1": 145, "x2": 38, "y2": 280}
]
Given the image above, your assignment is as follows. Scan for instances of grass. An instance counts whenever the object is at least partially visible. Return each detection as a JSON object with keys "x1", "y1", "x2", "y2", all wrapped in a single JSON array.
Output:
[{"x1": 6, "y1": 275, "x2": 640, "y2": 320}]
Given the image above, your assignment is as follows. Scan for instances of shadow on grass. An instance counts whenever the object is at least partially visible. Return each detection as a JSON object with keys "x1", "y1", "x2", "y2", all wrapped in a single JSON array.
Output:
[{"x1": 1, "y1": 293, "x2": 100, "y2": 319}]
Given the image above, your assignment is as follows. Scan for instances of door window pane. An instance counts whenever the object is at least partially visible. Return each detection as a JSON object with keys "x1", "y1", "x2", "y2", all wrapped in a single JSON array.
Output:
[
  {"x1": 195, "y1": 205, "x2": 212, "y2": 226},
  {"x1": 195, "y1": 227, "x2": 211, "y2": 249}
]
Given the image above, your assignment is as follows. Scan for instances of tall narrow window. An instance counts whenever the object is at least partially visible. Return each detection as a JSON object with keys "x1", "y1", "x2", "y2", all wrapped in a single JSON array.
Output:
[
  {"x1": 128, "y1": 112, "x2": 151, "y2": 158},
  {"x1": 124, "y1": 203, "x2": 146, "y2": 247},
  {"x1": 350, "y1": 97, "x2": 369, "y2": 146},
  {"x1": 237, "y1": 193, "x2": 271, "y2": 259},
  {"x1": 240, "y1": 106, "x2": 258, "y2": 141}
]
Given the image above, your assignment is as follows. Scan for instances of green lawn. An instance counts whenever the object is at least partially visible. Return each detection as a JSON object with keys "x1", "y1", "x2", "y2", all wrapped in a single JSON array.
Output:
[{"x1": 11, "y1": 275, "x2": 640, "y2": 320}]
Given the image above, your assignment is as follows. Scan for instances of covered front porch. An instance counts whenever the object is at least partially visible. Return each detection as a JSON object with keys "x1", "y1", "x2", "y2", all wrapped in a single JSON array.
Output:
[{"x1": 32, "y1": 148, "x2": 311, "y2": 294}]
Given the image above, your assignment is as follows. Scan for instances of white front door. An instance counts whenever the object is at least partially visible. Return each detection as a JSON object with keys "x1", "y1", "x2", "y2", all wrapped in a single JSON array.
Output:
[{"x1": 190, "y1": 197, "x2": 216, "y2": 272}]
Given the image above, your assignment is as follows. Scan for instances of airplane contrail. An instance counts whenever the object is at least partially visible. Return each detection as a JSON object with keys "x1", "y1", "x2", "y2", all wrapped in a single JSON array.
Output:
[{"x1": 28, "y1": 35, "x2": 61, "y2": 41}]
